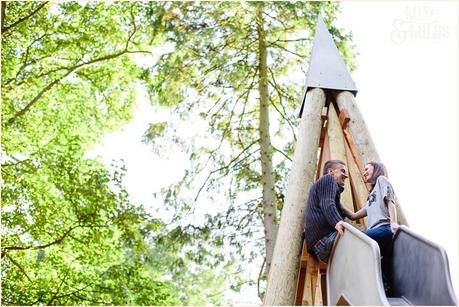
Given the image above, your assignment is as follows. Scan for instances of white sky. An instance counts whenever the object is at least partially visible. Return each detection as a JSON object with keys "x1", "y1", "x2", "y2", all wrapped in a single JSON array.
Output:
[{"x1": 91, "y1": 1, "x2": 458, "y2": 304}]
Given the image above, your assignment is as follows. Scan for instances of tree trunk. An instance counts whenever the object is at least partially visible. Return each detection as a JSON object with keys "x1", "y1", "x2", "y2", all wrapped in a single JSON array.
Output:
[
  {"x1": 264, "y1": 88, "x2": 326, "y2": 305},
  {"x1": 1, "y1": 1, "x2": 6, "y2": 33},
  {"x1": 256, "y1": 5, "x2": 278, "y2": 279},
  {"x1": 336, "y1": 91, "x2": 408, "y2": 226}
]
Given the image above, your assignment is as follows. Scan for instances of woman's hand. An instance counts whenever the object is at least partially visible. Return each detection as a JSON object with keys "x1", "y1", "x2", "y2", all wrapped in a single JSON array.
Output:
[{"x1": 390, "y1": 221, "x2": 399, "y2": 234}]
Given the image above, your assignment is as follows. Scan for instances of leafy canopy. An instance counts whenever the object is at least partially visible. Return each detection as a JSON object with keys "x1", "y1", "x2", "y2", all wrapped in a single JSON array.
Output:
[{"x1": 1, "y1": 1, "x2": 229, "y2": 305}]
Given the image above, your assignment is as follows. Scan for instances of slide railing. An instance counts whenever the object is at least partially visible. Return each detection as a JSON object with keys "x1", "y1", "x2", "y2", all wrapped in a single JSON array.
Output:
[
  {"x1": 391, "y1": 225, "x2": 457, "y2": 306},
  {"x1": 327, "y1": 223, "x2": 457, "y2": 306},
  {"x1": 327, "y1": 222, "x2": 389, "y2": 305}
]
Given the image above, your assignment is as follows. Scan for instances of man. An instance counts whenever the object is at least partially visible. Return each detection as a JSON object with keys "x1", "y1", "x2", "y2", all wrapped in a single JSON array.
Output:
[{"x1": 304, "y1": 160, "x2": 348, "y2": 263}]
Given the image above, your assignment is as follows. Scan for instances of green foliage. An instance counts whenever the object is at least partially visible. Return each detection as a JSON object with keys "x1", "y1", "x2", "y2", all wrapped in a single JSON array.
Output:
[
  {"x1": 144, "y1": 122, "x2": 168, "y2": 140},
  {"x1": 1, "y1": 1, "x2": 229, "y2": 305}
]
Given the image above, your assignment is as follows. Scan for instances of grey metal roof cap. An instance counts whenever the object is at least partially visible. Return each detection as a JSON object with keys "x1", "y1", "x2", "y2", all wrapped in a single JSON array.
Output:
[{"x1": 300, "y1": 16, "x2": 358, "y2": 117}]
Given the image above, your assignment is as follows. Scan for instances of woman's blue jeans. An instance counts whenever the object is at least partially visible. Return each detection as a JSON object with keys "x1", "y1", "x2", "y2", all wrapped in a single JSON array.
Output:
[{"x1": 365, "y1": 224, "x2": 393, "y2": 288}]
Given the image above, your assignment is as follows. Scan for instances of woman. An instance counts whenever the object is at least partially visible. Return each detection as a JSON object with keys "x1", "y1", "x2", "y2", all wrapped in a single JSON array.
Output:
[{"x1": 341, "y1": 162, "x2": 399, "y2": 292}]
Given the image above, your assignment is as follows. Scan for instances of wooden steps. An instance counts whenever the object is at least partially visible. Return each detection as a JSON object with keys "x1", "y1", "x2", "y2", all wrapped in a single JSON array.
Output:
[{"x1": 294, "y1": 240, "x2": 327, "y2": 305}]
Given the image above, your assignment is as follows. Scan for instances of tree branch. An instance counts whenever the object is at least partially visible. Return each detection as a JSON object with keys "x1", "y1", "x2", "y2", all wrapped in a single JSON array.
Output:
[
  {"x1": 212, "y1": 148, "x2": 260, "y2": 182},
  {"x1": 267, "y1": 67, "x2": 297, "y2": 140},
  {"x1": 5, "y1": 10, "x2": 151, "y2": 126},
  {"x1": 268, "y1": 92, "x2": 296, "y2": 142},
  {"x1": 270, "y1": 41, "x2": 305, "y2": 59},
  {"x1": 1, "y1": 1, "x2": 6, "y2": 32},
  {"x1": 2, "y1": 224, "x2": 80, "y2": 251},
  {"x1": 194, "y1": 141, "x2": 257, "y2": 201},
  {"x1": 272, "y1": 145, "x2": 292, "y2": 162},
  {"x1": 237, "y1": 69, "x2": 258, "y2": 129},
  {"x1": 42, "y1": 279, "x2": 106, "y2": 305},
  {"x1": 6, "y1": 49, "x2": 128, "y2": 125},
  {"x1": 47, "y1": 270, "x2": 70, "y2": 305},
  {"x1": 188, "y1": 69, "x2": 256, "y2": 182},
  {"x1": 2, "y1": 2, "x2": 48, "y2": 35},
  {"x1": 3, "y1": 252, "x2": 33, "y2": 282},
  {"x1": 125, "y1": 7, "x2": 136, "y2": 51},
  {"x1": 257, "y1": 257, "x2": 266, "y2": 301},
  {"x1": 273, "y1": 37, "x2": 311, "y2": 43}
]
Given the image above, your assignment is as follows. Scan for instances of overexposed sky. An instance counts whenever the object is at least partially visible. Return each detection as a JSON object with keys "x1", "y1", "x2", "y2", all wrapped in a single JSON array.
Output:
[{"x1": 91, "y1": 1, "x2": 458, "y2": 303}]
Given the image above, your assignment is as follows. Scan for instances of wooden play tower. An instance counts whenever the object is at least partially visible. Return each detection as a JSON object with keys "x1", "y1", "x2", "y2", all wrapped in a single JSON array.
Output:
[
  {"x1": 263, "y1": 16, "x2": 414, "y2": 306},
  {"x1": 264, "y1": 16, "x2": 457, "y2": 306}
]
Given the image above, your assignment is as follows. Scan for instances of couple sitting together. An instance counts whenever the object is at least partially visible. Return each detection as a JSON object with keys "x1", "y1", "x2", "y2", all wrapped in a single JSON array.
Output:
[{"x1": 304, "y1": 159, "x2": 399, "y2": 293}]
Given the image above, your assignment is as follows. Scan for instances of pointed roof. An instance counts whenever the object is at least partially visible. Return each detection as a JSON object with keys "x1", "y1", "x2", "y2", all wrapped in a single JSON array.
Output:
[{"x1": 299, "y1": 16, "x2": 358, "y2": 117}]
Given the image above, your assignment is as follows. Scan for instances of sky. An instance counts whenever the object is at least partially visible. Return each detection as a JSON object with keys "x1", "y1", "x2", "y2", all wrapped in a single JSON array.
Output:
[{"x1": 91, "y1": 1, "x2": 458, "y2": 304}]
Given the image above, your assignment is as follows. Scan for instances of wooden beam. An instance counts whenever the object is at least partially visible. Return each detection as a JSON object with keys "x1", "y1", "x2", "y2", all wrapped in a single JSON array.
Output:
[
  {"x1": 305, "y1": 256, "x2": 319, "y2": 305},
  {"x1": 339, "y1": 108, "x2": 350, "y2": 129},
  {"x1": 342, "y1": 128, "x2": 373, "y2": 193},
  {"x1": 320, "y1": 268, "x2": 327, "y2": 305},
  {"x1": 321, "y1": 106, "x2": 328, "y2": 121},
  {"x1": 316, "y1": 129, "x2": 327, "y2": 180},
  {"x1": 295, "y1": 241, "x2": 309, "y2": 305},
  {"x1": 344, "y1": 138, "x2": 368, "y2": 227},
  {"x1": 313, "y1": 274, "x2": 323, "y2": 305},
  {"x1": 342, "y1": 129, "x2": 365, "y2": 180},
  {"x1": 316, "y1": 130, "x2": 330, "y2": 180},
  {"x1": 316, "y1": 108, "x2": 329, "y2": 180},
  {"x1": 336, "y1": 91, "x2": 380, "y2": 167},
  {"x1": 327, "y1": 106, "x2": 354, "y2": 211},
  {"x1": 303, "y1": 268, "x2": 312, "y2": 305},
  {"x1": 295, "y1": 267, "x2": 307, "y2": 305}
]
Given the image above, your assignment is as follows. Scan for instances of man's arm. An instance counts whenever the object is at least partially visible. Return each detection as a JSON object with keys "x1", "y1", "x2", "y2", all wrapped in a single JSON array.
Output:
[{"x1": 318, "y1": 176, "x2": 344, "y2": 233}]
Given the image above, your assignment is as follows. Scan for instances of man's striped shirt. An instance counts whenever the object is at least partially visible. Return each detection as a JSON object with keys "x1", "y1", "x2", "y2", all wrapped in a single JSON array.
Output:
[{"x1": 304, "y1": 174, "x2": 345, "y2": 251}]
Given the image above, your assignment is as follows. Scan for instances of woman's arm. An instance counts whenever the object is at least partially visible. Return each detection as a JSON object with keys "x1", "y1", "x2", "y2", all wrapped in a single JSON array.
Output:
[
  {"x1": 379, "y1": 176, "x2": 399, "y2": 233},
  {"x1": 341, "y1": 205, "x2": 367, "y2": 221},
  {"x1": 386, "y1": 199, "x2": 399, "y2": 233}
]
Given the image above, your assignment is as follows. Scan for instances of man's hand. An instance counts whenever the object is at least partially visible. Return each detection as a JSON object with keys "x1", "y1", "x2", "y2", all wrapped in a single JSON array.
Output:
[
  {"x1": 335, "y1": 221, "x2": 345, "y2": 236},
  {"x1": 390, "y1": 222, "x2": 399, "y2": 234}
]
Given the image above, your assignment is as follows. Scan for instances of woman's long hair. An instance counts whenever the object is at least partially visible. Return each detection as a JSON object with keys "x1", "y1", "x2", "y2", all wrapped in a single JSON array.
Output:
[{"x1": 367, "y1": 162, "x2": 388, "y2": 188}]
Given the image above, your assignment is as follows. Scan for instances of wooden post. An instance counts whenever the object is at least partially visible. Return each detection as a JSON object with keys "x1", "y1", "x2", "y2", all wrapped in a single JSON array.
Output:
[
  {"x1": 294, "y1": 242, "x2": 309, "y2": 305},
  {"x1": 303, "y1": 265, "x2": 313, "y2": 305},
  {"x1": 327, "y1": 106, "x2": 353, "y2": 212},
  {"x1": 317, "y1": 131, "x2": 331, "y2": 179},
  {"x1": 315, "y1": 107, "x2": 329, "y2": 180},
  {"x1": 344, "y1": 139, "x2": 368, "y2": 228},
  {"x1": 264, "y1": 88, "x2": 326, "y2": 305},
  {"x1": 336, "y1": 91, "x2": 381, "y2": 167},
  {"x1": 336, "y1": 91, "x2": 408, "y2": 226}
]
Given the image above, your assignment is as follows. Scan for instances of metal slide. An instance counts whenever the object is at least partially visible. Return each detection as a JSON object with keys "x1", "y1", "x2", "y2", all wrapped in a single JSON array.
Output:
[{"x1": 327, "y1": 223, "x2": 457, "y2": 306}]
